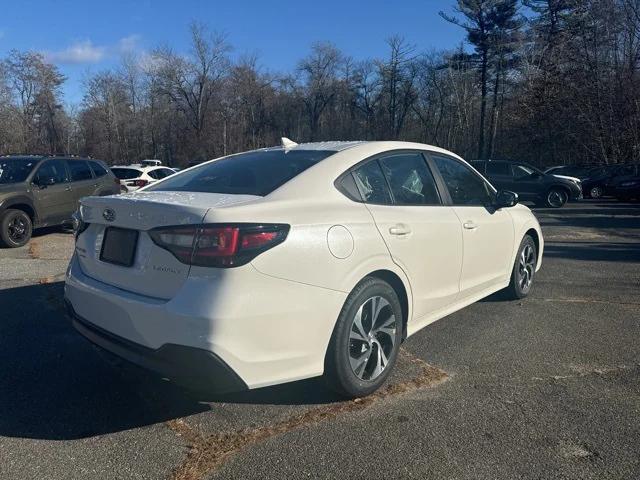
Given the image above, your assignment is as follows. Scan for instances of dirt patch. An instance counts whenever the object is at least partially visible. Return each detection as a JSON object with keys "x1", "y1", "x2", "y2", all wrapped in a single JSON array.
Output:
[
  {"x1": 561, "y1": 442, "x2": 600, "y2": 462},
  {"x1": 167, "y1": 349, "x2": 447, "y2": 480},
  {"x1": 28, "y1": 240, "x2": 40, "y2": 259}
]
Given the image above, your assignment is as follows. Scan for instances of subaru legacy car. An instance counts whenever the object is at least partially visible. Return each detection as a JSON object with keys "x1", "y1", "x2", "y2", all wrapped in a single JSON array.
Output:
[
  {"x1": 0, "y1": 155, "x2": 120, "y2": 247},
  {"x1": 65, "y1": 141, "x2": 543, "y2": 397}
]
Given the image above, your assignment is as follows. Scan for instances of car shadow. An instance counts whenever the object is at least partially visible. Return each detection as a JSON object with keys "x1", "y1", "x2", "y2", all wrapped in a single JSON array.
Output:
[
  {"x1": 543, "y1": 241, "x2": 640, "y2": 263},
  {"x1": 0, "y1": 281, "x2": 341, "y2": 441}
]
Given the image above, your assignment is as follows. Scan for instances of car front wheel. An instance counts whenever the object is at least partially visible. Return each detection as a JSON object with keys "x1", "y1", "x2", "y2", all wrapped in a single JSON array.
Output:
[
  {"x1": 589, "y1": 185, "x2": 604, "y2": 199},
  {"x1": 324, "y1": 277, "x2": 402, "y2": 398},
  {"x1": 504, "y1": 235, "x2": 537, "y2": 300},
  {"x1": 546, "y1": 188, "x2": 568, "y2": 208},
  {"x1": 0, "y1": 209, "x2": 33, "y2": 248}
]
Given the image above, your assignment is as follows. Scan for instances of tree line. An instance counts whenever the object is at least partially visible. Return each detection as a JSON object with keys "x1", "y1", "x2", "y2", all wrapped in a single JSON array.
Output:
[{"x1": 0, "y1": 0, "x2": 639, "y2": 168}]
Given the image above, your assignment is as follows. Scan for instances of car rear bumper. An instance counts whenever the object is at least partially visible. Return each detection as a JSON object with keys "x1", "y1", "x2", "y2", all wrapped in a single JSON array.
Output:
[
  {"x1": 64, "y1": 253, "x2": 346, "y2": 390},
  {"x1": 66, "y1": 299, "x2": 248, "y2": 393}
]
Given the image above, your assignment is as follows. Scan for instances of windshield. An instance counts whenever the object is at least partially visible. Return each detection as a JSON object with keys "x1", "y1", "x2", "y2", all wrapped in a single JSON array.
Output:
[
  {"x1": 147, "y1": 149, "x2": 335, "y2": 196},
  {"x1": 0, "y1": 158, "x2": 40, "y2": 184}
]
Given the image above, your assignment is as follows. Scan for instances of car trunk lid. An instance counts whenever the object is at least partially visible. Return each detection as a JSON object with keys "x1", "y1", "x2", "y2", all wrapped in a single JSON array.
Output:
[{"x1": 75, "y1": 191, "x2": 260, "y2": 299}]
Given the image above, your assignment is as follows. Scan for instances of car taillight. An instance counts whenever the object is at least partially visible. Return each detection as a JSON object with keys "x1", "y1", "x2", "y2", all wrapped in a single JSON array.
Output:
[
  {"x1": 71, "y1": 211, "x2": 90, "y2": 241},
  {"x1": 114, "y1": 177, "x2": 121, "y2": 186},
  {"x1": 149, "y1": 224, "x2": 289, "y2": 268},
  {"x1": 133, "y1": 179, "x2": 149, "y2": 187}
]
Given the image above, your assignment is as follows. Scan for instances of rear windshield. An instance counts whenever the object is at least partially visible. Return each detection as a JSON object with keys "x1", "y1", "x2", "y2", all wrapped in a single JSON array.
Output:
[
  {"x1": 148, "y1": 149, "x2": 335, "y2": 196},
  {"x1": 0, "y1": 158, "x2": 40, "y2": 184},
  {"x1": 112, "y1": 168, "x2": 142, "y2": 180}
]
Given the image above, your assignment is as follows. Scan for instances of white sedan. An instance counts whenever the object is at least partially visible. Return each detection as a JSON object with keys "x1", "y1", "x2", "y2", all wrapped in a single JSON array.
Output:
[
  {"x1": 65, "y1": 141, "x2": 543, "y2": 397},
  {"x1": 111, "y1": 165, "x2": 177, "y2": 192}
]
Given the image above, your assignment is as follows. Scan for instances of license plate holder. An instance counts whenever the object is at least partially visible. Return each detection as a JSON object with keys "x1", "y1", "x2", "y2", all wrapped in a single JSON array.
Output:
[{"x1": 100, "y1": 227, "x2": 139, "y2": 267}]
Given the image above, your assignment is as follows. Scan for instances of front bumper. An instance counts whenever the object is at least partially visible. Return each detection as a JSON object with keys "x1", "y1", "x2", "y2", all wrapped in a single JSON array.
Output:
[
  {"x1": 569, "y1": 184, "x2": 583, "y2": 200},
  {"x1": 66, "y1": 299, "x2": 247, "y2": 393}
]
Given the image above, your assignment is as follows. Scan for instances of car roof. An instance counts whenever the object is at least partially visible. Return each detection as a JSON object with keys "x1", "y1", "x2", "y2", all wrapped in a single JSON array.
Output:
[
  {"x1": 265, "y1": 140, "x2": 465, "y2": 200},
  {"x1": 0, "y1": 155, "x2": 99, "y2": 163}
]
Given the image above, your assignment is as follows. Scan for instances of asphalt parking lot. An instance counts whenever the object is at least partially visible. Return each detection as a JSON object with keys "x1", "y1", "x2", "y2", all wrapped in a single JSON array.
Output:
[{"x1": 0, "y1": 200, "x2": 639, "y2": 480}]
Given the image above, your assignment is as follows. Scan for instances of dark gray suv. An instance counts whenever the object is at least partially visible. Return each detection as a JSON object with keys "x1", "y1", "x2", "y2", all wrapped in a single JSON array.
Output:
[
  {"x1": 472, "y1": 159, "x2": 583, "y2": 208},
  {"x1": 0, "y1": 155, "x2": 120, "y2": 247}
]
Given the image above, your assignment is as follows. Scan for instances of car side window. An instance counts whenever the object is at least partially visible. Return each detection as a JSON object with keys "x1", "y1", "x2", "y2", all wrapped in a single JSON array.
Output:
[
  {"x1": 68, "y1": 160, "x2": 94, "y2": 182},
  {"x1": 486, "y1": 162, "x2": 510, "y2": 176},
  {"x1": 33, "y1": 160, "x2": 68, "y2": 186},
  {"x1": 513, "y1": 164, "x2": 535, "y2": 179},
  {"x1": 89, "y1": 161, "x2": 108, "y2": 177},
  {"x1": 352, "y1": 160, "x2": 392, "y2": 205},
  {"x1": 431, "y1": 155, "x2": 494, "y2": 206},
  {"x1": 379, "y1": 153, "x2": 440, "y2": 205},
  {"x1": 147, "y1": 169, "x2": 161, "y2": 180}
]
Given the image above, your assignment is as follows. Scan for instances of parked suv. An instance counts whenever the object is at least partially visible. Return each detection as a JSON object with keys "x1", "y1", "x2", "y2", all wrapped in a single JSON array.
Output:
[
  {"x1": 472, "y1": 160, "x2": 582, "y2": 208},
  {"x1": 0, "y1": 155, "x2": 120, "y2": 247}
]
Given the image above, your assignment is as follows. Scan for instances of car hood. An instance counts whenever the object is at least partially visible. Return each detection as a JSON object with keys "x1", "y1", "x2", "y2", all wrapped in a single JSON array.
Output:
[
  {"x1": 0, "y1": 182, "x2": 28, "y2": 195},
  {"x1": 552, "y1": 174, "x2": 581, "y2": 183}
]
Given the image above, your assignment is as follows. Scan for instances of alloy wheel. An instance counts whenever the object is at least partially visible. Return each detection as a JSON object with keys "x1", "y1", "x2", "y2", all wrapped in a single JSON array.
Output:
[
  {"x1": 518, "y1": 244, "x2": 536, "y2": 292},
  {"x1": 348, "y1": 296, "x2": 397, "y2": 381},
  {"x1": 590, "y1": 186, "x2": 603, "y2": 199},
  {"x1": 547, "y1": 189, "x2": 567, "y2": 207},
  {"x1": 7, "y1": 215, "x2": 28, "y2": 244}
]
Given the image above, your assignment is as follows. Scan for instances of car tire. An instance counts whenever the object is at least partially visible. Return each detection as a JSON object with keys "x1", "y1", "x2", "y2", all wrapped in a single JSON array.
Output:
[
  {"x1": 503, "y1": 235, "x2": 537, "y2": 300},
  {"x1": 324, "y1": 277, "x2": 403, "y2": 398},
  {"x1": 589, "y1": 185, "x2": 604, "y2": 199},
  {"x1": 545, "y1": 188, "x2": 568, "y2": 208},
  {"x1": 0, "y1": 209, "x2": 33, "y2": 248}
]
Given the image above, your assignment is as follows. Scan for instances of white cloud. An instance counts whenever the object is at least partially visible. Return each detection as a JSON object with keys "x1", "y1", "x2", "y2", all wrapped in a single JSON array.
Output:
[
  {"x1": 117, "y1": 34, "x2": 142, "y2": 53},
  {"x1": 44, "y1": 35, "x2": 143, "y2": 65},
  {"x1": 45, "y1": 40, "x2": 106, "y2": 64}
]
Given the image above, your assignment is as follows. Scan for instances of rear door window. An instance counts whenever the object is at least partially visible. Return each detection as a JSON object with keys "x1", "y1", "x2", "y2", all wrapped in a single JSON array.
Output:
[
  {"x1": 147, "y1": 169, "x2": 164, "y2": 180},
  {"x1": 68, "y1": 160, "x2": 94, "y2": 182},
  {"x1": 352, "y1": 160, "x2": 392, "y2": 204},
  {"x1": 34, "y1": 159, "x2": 69, "y2": 185},
  {"x1": 379, "y1": 153, "x2": 440, "y2": 205},
  {"x1": 148, "y1": 149, "x2": 334, "y2": 196}
]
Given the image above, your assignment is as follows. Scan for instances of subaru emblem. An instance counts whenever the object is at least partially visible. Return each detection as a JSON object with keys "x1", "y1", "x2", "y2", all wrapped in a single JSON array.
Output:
[{"x1": 103, "y1": 208, "x2": 116, "y2": 222}]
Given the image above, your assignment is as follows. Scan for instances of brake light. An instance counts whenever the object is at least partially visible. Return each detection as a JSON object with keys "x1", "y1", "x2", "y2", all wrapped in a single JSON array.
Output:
[
  {"x1": 133, "y1": 179, "x2": 149, "y2": 187},
  {"x1": 149, "y1": 224, "x2": 289, "y2": 268}
]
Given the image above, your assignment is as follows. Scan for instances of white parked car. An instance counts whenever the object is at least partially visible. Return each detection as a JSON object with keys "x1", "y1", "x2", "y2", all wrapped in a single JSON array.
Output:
[
  {"x1": 111, "y1": 165, "x2": 177, "y2": 192},
  {"x1": 65, "y1": 141, "x2": 543, "y2": 397}
]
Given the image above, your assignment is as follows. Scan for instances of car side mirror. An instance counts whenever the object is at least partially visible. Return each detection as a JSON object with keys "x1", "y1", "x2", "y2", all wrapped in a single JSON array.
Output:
[{"x1": 494, "y1": 190, "x2": 518, "y2": 209}]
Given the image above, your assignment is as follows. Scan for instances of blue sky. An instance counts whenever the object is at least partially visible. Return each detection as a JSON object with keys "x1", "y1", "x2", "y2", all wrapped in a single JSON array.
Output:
[{"x1": 0, "y1": 0, "x2": 466, "y2": 104}]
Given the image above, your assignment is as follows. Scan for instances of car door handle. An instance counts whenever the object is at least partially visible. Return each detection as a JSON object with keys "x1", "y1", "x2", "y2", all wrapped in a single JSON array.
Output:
[
  {"x1": 463, "y1": 221, "x2": 478, "y2": 230},
  {"x1": 389, "y1": 224, "x2": 411, "y2": 236}
]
